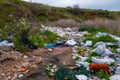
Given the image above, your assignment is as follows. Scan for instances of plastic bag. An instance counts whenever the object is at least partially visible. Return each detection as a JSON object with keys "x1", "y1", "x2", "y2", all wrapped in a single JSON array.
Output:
[{"x1": 84, "y1": 40, "x2": 92, "y2": 47}]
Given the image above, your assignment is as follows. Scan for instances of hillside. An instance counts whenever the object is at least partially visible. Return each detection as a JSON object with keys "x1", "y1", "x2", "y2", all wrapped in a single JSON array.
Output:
[
  {"x1": 1, "y1": 1, "x2": 120, "y2": 80},
  {"x1": 0, "y1": 0, "x2": 120, "y2": 52}
]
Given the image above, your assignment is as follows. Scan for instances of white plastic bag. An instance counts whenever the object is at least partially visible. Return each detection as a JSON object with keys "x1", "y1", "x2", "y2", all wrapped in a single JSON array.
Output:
[
  {"x1": 115, "y1": 67, "x2": 120, "y2": 74},
  {"x1": 92, "y1": 57, "x2": 115, "y2": 65},
  {"x1": 110, "y1": 75, "x2": 120, "y2": 80},
  {"x1": 65, "y1": 39, "x2": 77, "y2": 46},
  {"x1": 95, "y1": 43, "x2": 106, "y2": 55},
  {"x1": 117, "y1": 48, "x2": 120, "y2": 53},
  {"x1": 76, "y1": 75, "x2": 88, "y2": 80},
  {"x1": 84, "y1": 40, "x2": 92, "y2": 47}
]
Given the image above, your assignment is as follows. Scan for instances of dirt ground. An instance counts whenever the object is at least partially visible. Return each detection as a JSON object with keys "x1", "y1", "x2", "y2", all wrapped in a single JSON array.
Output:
[{"x1": 20, "y1": 47, "x2": 75, "y2": 80}]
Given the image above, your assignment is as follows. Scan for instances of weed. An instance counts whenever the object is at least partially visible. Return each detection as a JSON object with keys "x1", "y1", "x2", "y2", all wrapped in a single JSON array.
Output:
[
  {"x1": 96, "y1": 71, "x2": 110, "y2": 80},
  {"x1": 79, "y1": 26, "x2": 97, "y2": 32},
  {"x1": 28, "y1": 34, "x2": 44, "y2": 47},
  {"x1": 83, "y1": 35, "x2": 117, "y2": 45},
  {"x1": 91, "y1": 52, "x2": 99, "y2": 57}
]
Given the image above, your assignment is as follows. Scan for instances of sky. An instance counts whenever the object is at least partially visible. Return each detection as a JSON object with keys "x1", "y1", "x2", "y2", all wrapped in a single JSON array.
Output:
[{"x1": 23, "y1": 0, "x2": 120, "y2": 11}]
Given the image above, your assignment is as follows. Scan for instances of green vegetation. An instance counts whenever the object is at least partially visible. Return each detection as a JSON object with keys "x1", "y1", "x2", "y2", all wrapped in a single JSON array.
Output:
[
  {"x1": 79, "y1": 26, "x2": 97, "y2": 32},
  {"x1": 28, "y1": 34, "x2": 44, "y2": 47},
  {"x1": 0, "y1": 1, "x2": 120, "y2": 53},
  {"x1": 75, "y1": 66, "x2": 91, "y2": 76},
  {"x1": 83, "y1": 35, "x2": 117, "y2": 45},
  {"x1": 90, "y1": 52, "x2": 99, "y2": 57},
  {"x1": 96, "y1": 71, "x2": 110, "y2": 80},
  {"x1": 77, "y1": 48, "x2": 86, "y2": 54},
  {"x1": 55, "y1": 66, "x2": 76, "y2": 80},
  {"x1": 79, "y1": 26, "x2": 108, "y2": 33}
]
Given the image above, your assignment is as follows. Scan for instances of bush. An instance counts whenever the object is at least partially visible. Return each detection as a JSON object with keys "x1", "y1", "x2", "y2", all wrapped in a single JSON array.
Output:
[
  {"x1": 38, "y1": 16, "x2": 46, "y2": 21},
  {"x1": 96, "y1": 71, "x2": 110, "y2": 80},
  {"x1": 48, "y1": 16, "x2": 57, "y2": 21},
  {"x1": 42, "y1": 30, "x2": 59, "y2": 43},
  {"x1": 74, "y1": 66, "x2": 91, "y2": 76},
  {"x1": 28, "y1": 34, "x2": 44, "y2": 47},
  {"x1": 13, "y1": 37, "x2": 26, "y2": 52},
  {"x1": 98, "y1": 35, "x2": 117, "y2": 42},
  {"x1": 91, "y1": 52, "x2": 99, "y2": 57},
  {"x1": 83, "y1": 35, "x2": 117, "y2": 45},
  {"x1": 79, "y1": 26, "x2": 97, "y2": 32},
  {"x1": 55, "y1": 66, "x2": 76, "y2": 80}
]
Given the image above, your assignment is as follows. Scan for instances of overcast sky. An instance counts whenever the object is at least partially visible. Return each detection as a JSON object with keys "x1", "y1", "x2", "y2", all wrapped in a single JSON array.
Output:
[{"x1": 23, "y1": 0, "x2": 120, "y2": 11}]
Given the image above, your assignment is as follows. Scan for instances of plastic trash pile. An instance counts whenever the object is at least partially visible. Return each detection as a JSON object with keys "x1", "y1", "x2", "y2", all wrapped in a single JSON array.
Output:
[
  {"x1": 71, "y1": 32, "x2": 120, "y2": 80},
  {"x1": 41, "y1": 25, "x2": 89, "y2": 39},
  {"x1": 44, "y1": 30, "x2": 120, "y2": 80}
]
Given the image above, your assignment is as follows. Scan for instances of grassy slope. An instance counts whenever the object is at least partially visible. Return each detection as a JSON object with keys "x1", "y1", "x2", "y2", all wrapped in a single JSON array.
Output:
[
  {"x1": 0, "y1": 0, "x2": 120, "y2": 27},
  {"x1": 22, "y1": 2, "x2": 120, "y2": 22},
  {"x1": 0, "y1": 1, "x2": 120, "y2": 52}
]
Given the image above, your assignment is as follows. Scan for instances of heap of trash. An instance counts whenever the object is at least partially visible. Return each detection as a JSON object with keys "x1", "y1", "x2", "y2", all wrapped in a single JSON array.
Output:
[{"x1": 42, "y1": 25, "x2": 120, "y2": 80}]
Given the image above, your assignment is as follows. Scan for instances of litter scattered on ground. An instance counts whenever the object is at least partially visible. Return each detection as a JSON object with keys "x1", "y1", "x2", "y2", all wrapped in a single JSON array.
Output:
[
  {"x1": 52, "y1": 47, "x2": 72, "y2": 55},
  {"x1": 0, "y1": 49, "x2": 43, "y2": 80},
  {"x1": 110, "y1": 74, "x2": 120, "y2": 80},
  {"x1": 96, "y1": 32, "x2": 107, "y2": 37},
  {"x1": 84, "y1": 40, "x2": 92, "y2": 47},
  {"x1": 65, "y1": 39, "x2": 77, "y2": 46},
  {"x1": 92, "y1": 57, "x2": 115, "y2": 65},
  {"x1": 115, "y1": 66, "x2": 120, "y2": 74},
  {"x1": 76, "y1": 75, "x2": 88, "y2": 80},
  {"x1": 0, "y1": 40, "x2": 14, "y2": 51},
  {"x1": 117, "y1": 48, "x2": 120, "y2": 53},
  {"x1": 1, "y1": 25, "x2": 120, "y2": 80}
]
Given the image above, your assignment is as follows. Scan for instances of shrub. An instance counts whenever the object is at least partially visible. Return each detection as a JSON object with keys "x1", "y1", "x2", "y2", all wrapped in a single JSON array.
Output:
[
  {"x1": 55, "y1": 66, "x2": 76, "y2": 80},
  {"x1": 98, "y1": 35, "x2": 117, "y2": 42},
  {"x1": 38, "y1": 16, "x2": 46, "y2": 21},
  {"x1": 96, "y1": 71, "x2": 110, "y2": 80},
  {"x1": 79, "y1": 26, "x2": 97, "y2": 32},
  {"x1": 77, "y1": 48, "x2": 86, "y2": 54},
  {"x1": 48, "y1": 16, "x2": 57, "y2": 21},
  {"x1": 75, "y1": 66, "x2": 91, "y2": 76},
  {"x1": 28, "y1": 34, "x2": 44, "y2": 47},
  {"x1": 83, "y1": 35, "x2": 117, "y2": 45},
  {"x1": 13, "y1": 37, "x2": 26, "y2": 52},
  {"x1": 42, "y1": 30, "x2": 59, "y2": 43},
  {"x1": 91, "y1": 52, "x2": 99, "y2": 57}
]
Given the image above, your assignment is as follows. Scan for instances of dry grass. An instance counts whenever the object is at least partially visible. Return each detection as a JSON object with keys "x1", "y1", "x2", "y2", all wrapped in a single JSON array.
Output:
[
  {"x1": 80, "y1": 18, "x2": 120, "y2": 34},
  {"x1": 46, "y1": 18, "x2": 120, "y2": 35}
]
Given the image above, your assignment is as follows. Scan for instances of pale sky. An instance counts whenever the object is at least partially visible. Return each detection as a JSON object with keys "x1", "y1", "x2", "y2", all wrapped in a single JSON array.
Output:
[{"x1": 23, "y1": 0, "x2": 120, "y2": 11}]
